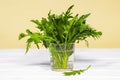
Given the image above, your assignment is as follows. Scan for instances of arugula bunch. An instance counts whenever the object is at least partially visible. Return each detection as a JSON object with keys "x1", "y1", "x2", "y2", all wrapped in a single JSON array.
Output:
[{"x1": 19, "y1": 5, "x2": 102, "y2": 53}]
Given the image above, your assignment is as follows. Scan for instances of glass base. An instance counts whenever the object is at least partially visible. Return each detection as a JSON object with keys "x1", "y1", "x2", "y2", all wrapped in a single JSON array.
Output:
[
  {"x1": 51, "y1": 61, "x2": 73, "y2": 72},
  {"x1": 51, "y1": 67, "x2": 73, "y2": 72}
]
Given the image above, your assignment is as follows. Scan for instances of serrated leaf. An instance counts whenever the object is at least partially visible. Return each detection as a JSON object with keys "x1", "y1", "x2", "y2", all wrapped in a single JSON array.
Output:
[
  {"x1": 26, "y1": 41, "x2": 31, "y2": 53},
  {"x1": 18, "y1": 33, "x2": 26, "y2": 40},
  {"x1": 26, "y1": 29, "x2": 32, "y2": 35},
  {"x1": 63, "y1": 65, "x2": 91, "y2": 76}
]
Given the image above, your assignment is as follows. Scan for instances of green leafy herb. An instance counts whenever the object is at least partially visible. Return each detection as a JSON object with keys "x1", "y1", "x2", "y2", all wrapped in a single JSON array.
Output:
[
  {"x1": 18, "y1": 5, "x2": 102, "y2": 53},
  {"x1": 63, "y1": 65, "x2": 91, "y2": 76}
]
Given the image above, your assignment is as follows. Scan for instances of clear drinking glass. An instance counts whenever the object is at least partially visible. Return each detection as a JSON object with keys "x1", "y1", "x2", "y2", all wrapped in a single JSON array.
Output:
[{"x1": 49, "y1": 43, "x2": 75, "y2": 71}]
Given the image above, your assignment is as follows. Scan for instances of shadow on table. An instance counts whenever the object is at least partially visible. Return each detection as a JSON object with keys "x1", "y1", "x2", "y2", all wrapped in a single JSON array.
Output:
[
  {"x1": 27, "y1": 62, "x2": 50, "y2": 66},
  {"x1": 75, "y1": 58, "x2": 97, "y2": 62},
  {"x1": 26, "y1": 61, "x2": 51, "y2": 70},
  {"x1": 75, "y1": 57, "x2": 113, "y2": 67}
]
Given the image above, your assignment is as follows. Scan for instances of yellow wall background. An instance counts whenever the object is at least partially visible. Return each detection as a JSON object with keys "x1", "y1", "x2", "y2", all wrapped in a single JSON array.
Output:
[{"x1": 0, "y1": 0, "x2": 120, "y2": 48}]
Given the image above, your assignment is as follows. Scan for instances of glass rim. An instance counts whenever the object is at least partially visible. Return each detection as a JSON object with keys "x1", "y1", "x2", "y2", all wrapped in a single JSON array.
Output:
[{"x1": 50, "y1": 43, "x2": 75, "y2": 45}]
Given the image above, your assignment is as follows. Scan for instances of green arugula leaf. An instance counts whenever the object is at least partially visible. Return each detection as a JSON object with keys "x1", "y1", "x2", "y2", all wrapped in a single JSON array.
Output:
[
  {"x1": 18, "y1": 33, "x2": 27, "y2": 40},
  {"x1": 63, "y1": 65, "x2": 91, "y2": 76}
]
